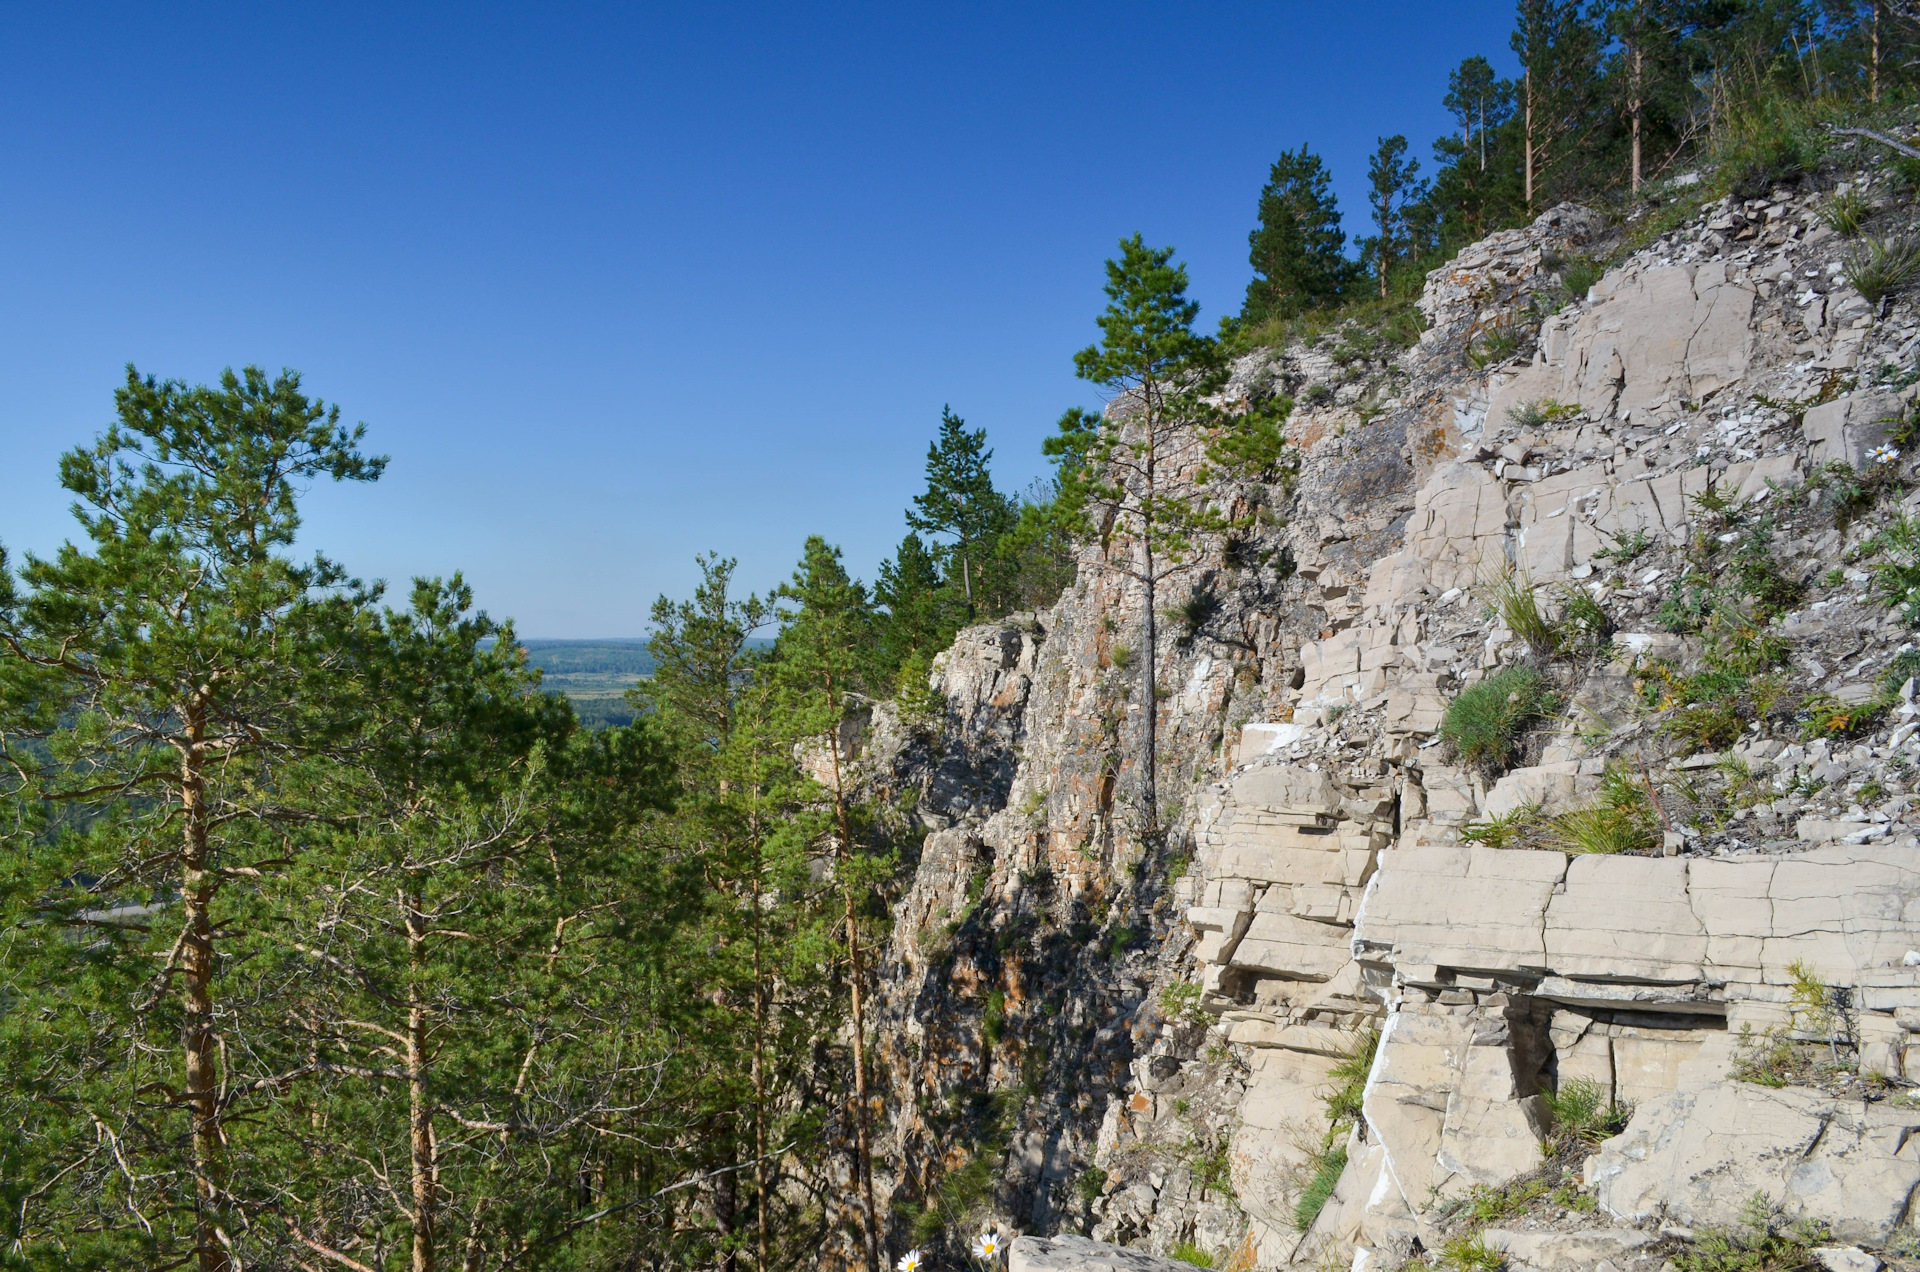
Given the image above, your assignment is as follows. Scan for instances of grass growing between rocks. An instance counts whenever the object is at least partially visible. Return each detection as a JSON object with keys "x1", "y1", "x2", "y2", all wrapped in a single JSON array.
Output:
[
  {"x1": 1459, "y1": 762, "x2": 1661, "y2": 856},
  {"x1": 1672, "y1": 1193, "x2": 1827, "y2": 1272},
  {"x1": 1170, "y1": 1241, "x2": 1218, "y2": 1268},
  {"x1": 1293, "y1": 1028, "x2": 1379, "y2": 1233},
  {"x1": 1438, "y1": 1233, "x2": 1505, "y2": 1272},
  {"x1": 1440, "y1": 667, "x2": 1557, "y2": 774},
  {"x1": 1541, "y1": 1078, "x2": 1632, "y2": 1153}
]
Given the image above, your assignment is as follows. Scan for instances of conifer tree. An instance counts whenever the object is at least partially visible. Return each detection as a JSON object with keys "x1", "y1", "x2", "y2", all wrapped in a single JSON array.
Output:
[
  {"x1": 0, "y1": 366, "x2": 385, "y2": 1272},
  {"x1": 874, "y1": 532, "x2": 958, "y2": 675},
  {"x1": 1364, "y1": 135, "x2": 1425, "y2": 299},
  {"x1": 770, "y1": 538, "x2": 886, "y2": 1272},
  {"x1": 906, "y1": 407, "x2": 1013, "y2": 621},
  {"x1": 1241, "y1": 146, "x2": 1351, "y2": 324}
]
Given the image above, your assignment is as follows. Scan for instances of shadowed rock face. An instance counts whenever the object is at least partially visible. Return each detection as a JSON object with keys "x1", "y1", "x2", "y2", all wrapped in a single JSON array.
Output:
[{"x1": 866, "y1": 163, "x2": 1920, "y2": 1271}]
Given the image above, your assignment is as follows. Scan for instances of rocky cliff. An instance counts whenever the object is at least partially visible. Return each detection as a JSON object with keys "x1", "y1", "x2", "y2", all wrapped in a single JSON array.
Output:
[{"x1": 867, "y1": 137, "x2": 1920, "y2": 1272}]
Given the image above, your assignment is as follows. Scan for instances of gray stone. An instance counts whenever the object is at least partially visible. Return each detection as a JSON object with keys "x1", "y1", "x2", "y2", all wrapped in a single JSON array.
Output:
[
  {"x1": 1587, "y1": 1081, "x2": 1920, "y2": 1243},
  {"x1": 1008, "y1": 1234, "x2": 1194, "y2": 1272}
]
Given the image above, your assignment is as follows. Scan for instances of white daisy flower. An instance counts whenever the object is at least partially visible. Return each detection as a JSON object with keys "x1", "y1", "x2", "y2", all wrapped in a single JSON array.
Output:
[
  {"x1": 973, "y1": 1229, "x2": 1004, "y2": 1259},
  {"x1": 897, "y1": 1251, "x2": 924, "y2": 1272},
  {"x1": 1871, "y1": 444, "x2": 1901, "y2": 465}
]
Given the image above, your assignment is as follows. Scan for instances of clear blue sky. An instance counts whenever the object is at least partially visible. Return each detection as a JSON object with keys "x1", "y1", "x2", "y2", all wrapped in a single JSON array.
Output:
[{"x1": 0, "y1": 2, "x2": 1519, "y2": 636}]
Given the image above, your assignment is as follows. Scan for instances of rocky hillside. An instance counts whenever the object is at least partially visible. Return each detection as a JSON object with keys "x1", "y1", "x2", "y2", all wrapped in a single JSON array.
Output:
[{"x1": 863, "y1": 134, "x2": 1920, "y2": 1272}]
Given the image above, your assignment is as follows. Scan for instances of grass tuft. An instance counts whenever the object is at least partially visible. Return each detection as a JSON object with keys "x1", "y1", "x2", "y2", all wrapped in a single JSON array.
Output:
[
  {"x1": 1479, "y1": 565, "x2": 1558, "y2": 658},
  {"x1": 1824, "y1": 188, "x2": 1869, "y2": 238},
  {"x1": 1291, "y1": 1146, "x2": 1347, "y2": 1233},
  {"x1": 1440, "y1": 667, "x2": 1556, "y2": 774},
  {"x1": 1170, "y1": 1242, "x2": 1217, "y2": 1268},
  {"x1": 1843, "y1": 234, "x2": 1920, "y2": 303}
]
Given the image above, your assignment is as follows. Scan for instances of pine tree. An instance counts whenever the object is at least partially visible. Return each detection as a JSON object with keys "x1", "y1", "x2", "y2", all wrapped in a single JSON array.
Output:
[
  {"x1": 905, "y1": 407, "x2": 1013, "y2": 622},
  {"x1": 0, "y1": 367, "x2": 388, "y2": 1272},
  {"x1": 1364, "y1": 135, "x2": 1425, "y2": 299},
  {"x1": 874, "y1": 532, "x2": 959, "y2": 675},
  {"x1": 769, "y1": 538, "x2": 887, "y2": 1272},
  {"x1": 1062, "y1": 237, "x2": 1219, "y2": 840},
  {"x1": 1240, "y1": 146, "x2": 1351, "y2": 324},
  {"x1": 1512, "y1": 0, "x2": 1605, "y2": 213}
]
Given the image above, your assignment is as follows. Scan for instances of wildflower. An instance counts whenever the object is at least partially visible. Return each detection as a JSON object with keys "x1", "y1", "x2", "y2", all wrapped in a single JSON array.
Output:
[
  {"x1": 1871, "y1": 444, "x2": 1902, "y2": 465},
  {"x1": 897, "y1": 1251, "x2": 924, "y2": 1272},
  {"x1": 973, "y1": 1229, "x2": 1004, "y2": 1259}
]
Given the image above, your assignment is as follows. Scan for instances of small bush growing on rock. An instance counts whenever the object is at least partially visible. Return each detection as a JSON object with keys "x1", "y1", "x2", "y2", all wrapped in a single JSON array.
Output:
[
  {"x1": 1542, "y1": 1078, "x2": 1632, "y2": 1153},
  {"x1": 1438, "y1": 1232, "x2": 1505, "y2": 1272},
  {"x1": 1555, "y1": 586, "x2": 1613, "y2": 654},
  {"x1": 1729, "y1": 1024, "x2": 1795, "y2": 1088},
  {"x1": 1798, "y1": 689, "x2": 1893, "y2": 739},
  {"x1": 1461, "y1": 803, "x2": 1544, "y2": 849},
  {"x1": 1843, "y1": 233, "x2": 1920, "y2": 303},
  {"x1": 1672, "y1": 1192, "x2": 1826, "y2": 1272},
  {"x1": 1159, "y1": 981, "x2": 1207, "y2": 1024},
  {"x1": 1868, "y1": 515, "x2": 1920, "y2": 621},
  {"x1": 1547, "y1": 802, "x2": 1659, "y2": 855},
  {"x1": 1440, "y1": 667, "x2": 1556, "y2": 773}
]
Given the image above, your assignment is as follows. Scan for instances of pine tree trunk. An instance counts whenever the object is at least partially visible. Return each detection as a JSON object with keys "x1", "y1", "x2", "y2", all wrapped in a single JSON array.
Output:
[
  {"x1": 1630, "y1": 42, "x2": 1643, "y2": 195},
  {"x1": 1872, "y1": 1, "x2": 1882, "y2": 104},
  {"x1": 961, "y1": 548, "x2": 975, "y2": 621},
  {"x1": 179, "y1": 702, "x2": 230, "y2": 1272},
  {"x1": 407, "y1": 890, "x2": 437, "y2": 1272},
  {"x1": 716, "y1": 1156, "x2": 738, "y2": 1272},
  {"x1": 824, "y1": 716, "x2": 879, "y2": 1272},
  {"x1": 1524, "y1": 67, "x2": 1535, "y2": 214}
]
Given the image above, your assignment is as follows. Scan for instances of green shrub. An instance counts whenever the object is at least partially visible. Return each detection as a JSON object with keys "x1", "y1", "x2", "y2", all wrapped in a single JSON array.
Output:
[
  {"x1": 1170, "y1": 1243, "x2": 1217, "y2": 1268},
  {"x1": 1159, "y1": 981, "x2": 1207, "y2": 1024},
  {"x1": 982, "y1": 989, "x2": 1006, "y2": 1049},
  {"x1": 1883, "y1": 647, "x2": 1920, "y2": 695},
  {"x1": 1292, "y1": 1145, "x2": 1347, "y2": 1232},
  {"x1": 1870, "y1": 515, "x2": 1920, "y2": 622},
  {"x1": 1076, "y1": 1166, "x2": 1108, "y2": 1202},
  {"x1": 1556, "y1": 586, "x2": 1613, "y2": 653},
  {"x1": 1799, "y1": 690, "x2": 1892, "y2": 739},
  {"x1": 1440, "y1": 1232, "x2": 1506, "y2": 1272},
  {"x1": 1672, "y1": 1192, "x2": 1826, "y2": 1272},
  {"x1": 1543, "y1": 1078, "x2": 1632, "y2": 1153},
  {"x1": 1440, "y1": 667, "x2": 1556, "y2": 773},
  {"x1": 1562, "y1": 256, "x2": 1604, "y2": 300},
  {"x1": 1843, "y1": 234, "x2": 1920, "y2": 304},
  {"x1": 1594, "y1": 525, "x2": 1653, "y2": 563},
  {"x1": 1547, "y1": 803, "x2": 1658, "y2": 855},
  {"x1": 1461, "y1": 803, "x2": 1544, "y2": 849},
  {"x1": 1729, "y1": 1024, "x2": 1795, "y2": 1089},
  {"x1": 1717, "y1": 94, "x2": 1823, "y2": 197},
  {"x1": 1322, "y1": 1027, "x2": 1379, "y2": 1127}
]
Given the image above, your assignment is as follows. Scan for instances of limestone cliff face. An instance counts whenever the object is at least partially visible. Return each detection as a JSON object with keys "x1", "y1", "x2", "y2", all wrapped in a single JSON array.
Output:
[{"x1": 870, "y1": 145, "x2": 1920, "y2": 1272}]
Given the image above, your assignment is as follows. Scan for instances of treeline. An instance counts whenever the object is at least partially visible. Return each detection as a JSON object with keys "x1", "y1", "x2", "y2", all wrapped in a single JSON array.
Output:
[
  {"x1": 0, "y1": 216, "x2": 1276, "y2": 1271},
  {"x1": 1234, "y1": 0, "x2": 1920, "y2": 339}
]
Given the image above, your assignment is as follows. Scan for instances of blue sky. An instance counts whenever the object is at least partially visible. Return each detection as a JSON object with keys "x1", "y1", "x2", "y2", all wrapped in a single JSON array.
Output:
[{"x1": 0, "y1": 2, "x2": 1519, "y2": 636}]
